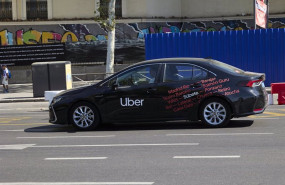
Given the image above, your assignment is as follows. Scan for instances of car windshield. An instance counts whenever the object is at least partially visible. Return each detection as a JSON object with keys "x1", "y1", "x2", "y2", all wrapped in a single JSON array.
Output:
[{"x1": 210, "y1": 60, "x2": 244, "y2": 74}]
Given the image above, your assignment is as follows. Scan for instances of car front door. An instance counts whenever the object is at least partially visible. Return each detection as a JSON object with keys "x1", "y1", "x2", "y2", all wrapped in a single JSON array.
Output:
[{"x1": 98, "y1": 64, "x2": 162, "y2": 122}]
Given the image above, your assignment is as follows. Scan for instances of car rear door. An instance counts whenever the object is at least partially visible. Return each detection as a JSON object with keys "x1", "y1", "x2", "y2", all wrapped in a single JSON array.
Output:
[{"x1": 154, "y1": 63, "x2": 211, "y2": 120}]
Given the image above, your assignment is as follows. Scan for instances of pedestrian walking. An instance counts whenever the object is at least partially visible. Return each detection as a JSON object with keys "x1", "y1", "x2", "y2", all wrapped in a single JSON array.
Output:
[{"x1": 2, "y1": 65, "x2": 9, "y2": 93}]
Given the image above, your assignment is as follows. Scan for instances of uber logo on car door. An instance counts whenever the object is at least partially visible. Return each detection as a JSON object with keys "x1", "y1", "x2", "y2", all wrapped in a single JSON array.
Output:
[{"x1": 120, "y1": 98, "x2": 144, "y2": 107}]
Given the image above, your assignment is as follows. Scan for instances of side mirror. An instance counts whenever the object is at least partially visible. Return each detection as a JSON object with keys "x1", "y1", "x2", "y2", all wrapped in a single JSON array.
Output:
[{"x1": 112, "y1": 84, "x2": 118, "y2": 91}]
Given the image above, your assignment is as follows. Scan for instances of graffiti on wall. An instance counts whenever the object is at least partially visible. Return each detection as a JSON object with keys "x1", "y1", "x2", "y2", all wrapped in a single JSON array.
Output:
[
  {"x1": 131, "y1": 18, "x2": 285, "y2": 39},
  {"x1": 0, "y1": 24, "x2": 108, "y2": 46},
  {"x1": 1, "y1": 18, "x2": 285, "y2": 46},
  {"x1": 1, "y1": 18, "x2": 285, "y2": 64}
]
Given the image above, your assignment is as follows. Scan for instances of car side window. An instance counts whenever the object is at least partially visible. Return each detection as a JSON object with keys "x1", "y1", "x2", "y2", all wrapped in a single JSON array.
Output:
[
  {"x1": 193, "y1": 66, "x2": 208, "y2": 80},
  {"x1": 107, "y1": 76, "x2": 117, "y2": 87},
  {"x1": 163, "y1": 64, "x2": 208, "y2": 82},
  {"x1": 115, "y1": 64, "x2": 159, "y2": 87}
]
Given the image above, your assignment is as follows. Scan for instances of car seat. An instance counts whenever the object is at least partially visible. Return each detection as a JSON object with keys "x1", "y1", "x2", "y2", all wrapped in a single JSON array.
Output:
[{"x1": 165, "y1": 65, "x2": 179, "y2": 82}]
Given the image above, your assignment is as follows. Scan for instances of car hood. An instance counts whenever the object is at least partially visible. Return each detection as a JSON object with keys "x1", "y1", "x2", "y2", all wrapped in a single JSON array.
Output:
[{"x1": 55, "y1": 85, "x2": 91, "y2": 97}]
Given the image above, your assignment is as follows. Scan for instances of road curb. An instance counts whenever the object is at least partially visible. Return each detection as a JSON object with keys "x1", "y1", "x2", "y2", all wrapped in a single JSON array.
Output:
[{"x1": 0, "y1": 98, "x2": 45, "y2": 103}]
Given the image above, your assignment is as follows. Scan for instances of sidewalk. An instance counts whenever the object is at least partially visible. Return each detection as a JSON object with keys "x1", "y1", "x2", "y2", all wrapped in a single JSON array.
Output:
[
  {"x1": 0, "y1": 83, "x2": 274, "y2": 104},
  {"x1": 0, "y1": 81, "x2": 98, "y2": 103}
]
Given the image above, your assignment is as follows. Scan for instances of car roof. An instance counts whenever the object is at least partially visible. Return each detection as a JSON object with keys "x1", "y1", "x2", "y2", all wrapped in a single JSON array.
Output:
[
  {"x1": 134, "y1": 57, "x2": 213, "y2": 66},
  {"x1": 98, "y1": 58, "x2": 217, "y2": 86}
]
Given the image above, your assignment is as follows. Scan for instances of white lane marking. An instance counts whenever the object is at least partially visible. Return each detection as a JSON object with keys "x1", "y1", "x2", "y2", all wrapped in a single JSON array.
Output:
[
  {"x1": 233, "y1": 118, "x2": 279, "y2": 120},
  {"x1": 0, "y1": 108, "x2": 48, "y2": 111},
  {"x1": 0, "y1": 182, "x2": 154, "y2": 185},
  {"x1": 17, "y1": 135, "x2": 115, "y2": 139},
  {"x1": 174, "y1": 155, "x2": 240, "y2": 159},
  {"x1": 0, "y1": 130, "x2": 24, "y2": 132},
  {"x1": 252, "y1": 118, "x2": 280, "y2": 119},
  {"x1": 0, "y1": 144, "x2": 36, "y2": 150},
  {"x1": 167, "y1": 133, "x2": 274, "y2": 136},
  {"x1": 31, "y1": 143, "x2": 199, "y2": 148},
  {"x1": 266, "y1": 108, "x2": 285, "y2": 110},
  {"x1": 45, "y1": 157, "x2": 107, "y2": 160}
]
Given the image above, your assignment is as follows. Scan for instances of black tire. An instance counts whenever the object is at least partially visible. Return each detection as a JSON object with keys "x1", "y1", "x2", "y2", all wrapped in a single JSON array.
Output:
[
  {"x1": 69, "y1": 102, "x2": 100, "y2": 130},
  {"x1": 199, "y1": 98, "x2": 231, "y2": 128}
]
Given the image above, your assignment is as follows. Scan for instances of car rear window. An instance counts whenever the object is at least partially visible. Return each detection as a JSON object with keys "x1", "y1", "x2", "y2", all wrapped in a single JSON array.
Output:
[
  {"x1": 164, "y1": 64, "x2": 208, "y2": 82},
  {"x1": 210, "y1": 60, "x2": 244, "y2": 74}
]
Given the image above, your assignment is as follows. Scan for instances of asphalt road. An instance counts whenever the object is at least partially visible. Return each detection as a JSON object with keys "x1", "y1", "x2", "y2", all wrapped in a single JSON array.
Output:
[{"x1": 0, "y1": 102, "x2": 284, "y2": 185}]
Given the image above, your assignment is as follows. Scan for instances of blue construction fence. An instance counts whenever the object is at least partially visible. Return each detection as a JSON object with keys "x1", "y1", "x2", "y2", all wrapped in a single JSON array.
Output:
[{"x1": 145, "y1": 28, "x2": 285, "y2": 86}]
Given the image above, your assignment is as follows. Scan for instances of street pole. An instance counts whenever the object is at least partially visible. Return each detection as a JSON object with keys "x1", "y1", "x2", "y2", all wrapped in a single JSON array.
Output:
[
  {"x1": 266, "y1": 0, "x2": 269, "y2": 29},
  {"x1": 254, "y1": 0, "x2": 256, "y2": 29},
  {"x1": 254, "y1": 0, "x2": 269, "y2": 29}
]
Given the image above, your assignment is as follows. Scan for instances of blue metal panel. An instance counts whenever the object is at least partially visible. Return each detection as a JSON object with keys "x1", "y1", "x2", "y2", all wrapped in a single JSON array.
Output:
[
  {"x1": 144, "y1": 34, "x2": 151, "y2": 60},
  {"x1": 145, "y1": 28, "x2": 285, "y2": 86},
  {"x1": 281, "y1": 29, "x2": 285, "y2": 85},
  {"x1": 158, "y1": 33, "x2": 162, "y2": 58},
  {"x1": 271, "y1": 29, "x2": 277, "y2": 83}
]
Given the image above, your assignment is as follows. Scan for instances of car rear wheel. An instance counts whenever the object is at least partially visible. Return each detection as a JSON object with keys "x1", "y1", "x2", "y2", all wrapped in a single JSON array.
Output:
[
  {"x1": 199, "y1": 98, "x2": 231, "y2": 127},
  {"x1": 69, "y1": 102, "x2": 100, "y2": 130}
]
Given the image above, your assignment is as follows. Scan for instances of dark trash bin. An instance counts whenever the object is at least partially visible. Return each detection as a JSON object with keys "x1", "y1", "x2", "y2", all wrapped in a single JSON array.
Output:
[{"x1": 32, "y1": 61, "x2": 72, "y2": 97}]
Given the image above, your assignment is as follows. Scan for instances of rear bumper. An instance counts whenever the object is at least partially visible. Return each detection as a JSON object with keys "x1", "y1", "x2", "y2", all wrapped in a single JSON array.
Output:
[
  {"x1": 235, "y1": 106, "x2": 267, "y2": 117},
  {"x1": 234, "y1": 89, "x2": 268, "y2": 118}
]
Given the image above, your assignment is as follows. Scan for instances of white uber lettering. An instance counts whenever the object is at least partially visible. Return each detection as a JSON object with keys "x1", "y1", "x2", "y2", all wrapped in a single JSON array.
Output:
[{"x1": 120, "y1": 98, "x2": 144, "y2": 107}]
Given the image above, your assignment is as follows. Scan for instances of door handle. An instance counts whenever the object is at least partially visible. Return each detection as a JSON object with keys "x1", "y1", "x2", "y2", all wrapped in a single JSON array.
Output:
[
  {"x1": 95, "y1": 94, "x2": 103, "y2": 98},
  {"x1": 146, "y1": 87, "x2": 157, "y2": 94}
]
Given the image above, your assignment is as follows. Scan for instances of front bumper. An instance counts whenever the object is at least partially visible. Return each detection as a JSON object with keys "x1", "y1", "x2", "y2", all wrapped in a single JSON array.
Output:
[
  {"x1": 49, "y1": 105, "x2": 69, "y2": 125},
  {"x1": 49, "y1": 106, "x2": 57, "y2": 123}
]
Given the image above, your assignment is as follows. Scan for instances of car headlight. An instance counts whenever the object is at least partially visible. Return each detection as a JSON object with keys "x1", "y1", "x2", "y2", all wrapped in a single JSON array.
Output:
[{"x1": 52, "y1": 96, "x2": 63, "y2": 104}]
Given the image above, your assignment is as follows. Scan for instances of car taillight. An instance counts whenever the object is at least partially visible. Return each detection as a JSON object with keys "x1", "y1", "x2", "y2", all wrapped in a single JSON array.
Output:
[
  {"x1": 254, "y1": 108, "x2": 264, "y2": 113},
  {"x1": 246, "y1": 80, "x2": 263, "y2": 87}
]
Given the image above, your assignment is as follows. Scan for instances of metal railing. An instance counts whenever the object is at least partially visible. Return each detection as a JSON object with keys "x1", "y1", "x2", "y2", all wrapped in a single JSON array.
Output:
[
  {"x1": 26, "y1": 0, "x2": 47, "y2": 20},
  {"x1": 0, "y1": 1, "x2": 12, "y2": 20},
  {"x1": 72, "y1": 72, "x2": 115, "y2": 82}
]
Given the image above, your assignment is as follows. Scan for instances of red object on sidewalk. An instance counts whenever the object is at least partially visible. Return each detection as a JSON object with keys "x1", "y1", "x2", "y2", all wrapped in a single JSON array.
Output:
[
  {"x1": 278, "y1": 92, "x2": 285, "y2": 105},
  {"x1": 271, "y1": 83, "x2": 285, "y2": 94},
  {"x1": 271, "y1": 83, "x2": 285, "y2": 105}
]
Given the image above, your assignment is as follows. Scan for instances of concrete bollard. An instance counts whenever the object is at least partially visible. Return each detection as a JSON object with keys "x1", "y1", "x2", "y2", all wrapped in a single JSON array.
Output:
[{"x1": 268, "y1": 94, "x2": 273, "y2": 105}]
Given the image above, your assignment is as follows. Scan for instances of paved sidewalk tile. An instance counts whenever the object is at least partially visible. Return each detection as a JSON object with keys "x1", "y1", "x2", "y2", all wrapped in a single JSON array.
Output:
[{"x1": 0, "y1": 81, "x2": 97, "y2": 103}]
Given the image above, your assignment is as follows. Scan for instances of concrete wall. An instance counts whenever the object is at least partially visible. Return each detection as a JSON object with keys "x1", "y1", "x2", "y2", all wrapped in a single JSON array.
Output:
[
  {"x1": 270, "y1": 0, "x2": 285, "y2": 14},
  {"x1": 181, "y1": 0, "x2": 252, "y2": 18},
  {"x1": 8, "y1": 0, "x2": 285, "y2": 20},
  {"x1": 9, "y1": 66, "x2": 33, "y2": 84},
  {"x1": 123, "y1": 0, "x2": 285, "y2": 18},
  {"x1": 122, "y1": 0, "x2": 147, "y2": 18},
  {"x1": 52, "y1": 0, "x2": 96, "y2": 19},
  {"x1": 123, "y1": 0, "x2": 181, "y2": 18},
  {"x1": 181, "y1": 0, "x2": 285, "y2": 18}
]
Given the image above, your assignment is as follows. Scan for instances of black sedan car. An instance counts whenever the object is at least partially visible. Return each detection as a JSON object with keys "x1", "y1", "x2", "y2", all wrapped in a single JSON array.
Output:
[{"x1": 49, "y1": 58, "x2": 268, "y2": 130}]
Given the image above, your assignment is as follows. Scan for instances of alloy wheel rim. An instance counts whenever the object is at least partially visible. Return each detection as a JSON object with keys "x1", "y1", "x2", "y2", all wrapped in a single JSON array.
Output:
[
  {"x1": 203, "y1": 102, "x2": 226, "y2": 125},
  {"x1": 73, "y1": 106, "x2": 95, "y2": 128}
]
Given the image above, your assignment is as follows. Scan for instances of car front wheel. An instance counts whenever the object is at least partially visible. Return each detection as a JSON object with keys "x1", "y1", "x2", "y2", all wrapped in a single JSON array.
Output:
[
  {"x1": 69, "y1": 102, "x2": 100, "y2": 130},
  {"x1": 199, "y1": 98, "x2": 231, "y2": 127}
]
